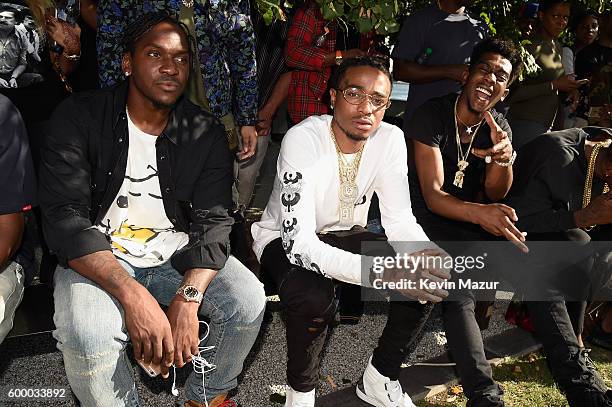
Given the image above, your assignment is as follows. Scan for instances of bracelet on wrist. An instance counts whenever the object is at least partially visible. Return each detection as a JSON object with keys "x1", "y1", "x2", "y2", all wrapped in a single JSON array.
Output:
[
  {"x1": 494, "y1": 150, "x2": 517, "y2": 167},
  {"x1": 62, "y1": 52, "x2": 81, "y2": 61}
]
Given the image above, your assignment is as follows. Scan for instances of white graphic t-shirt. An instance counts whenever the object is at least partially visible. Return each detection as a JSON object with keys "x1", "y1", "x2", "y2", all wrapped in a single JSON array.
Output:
[{"x1": 96, "y1": 111, "x2": 189, "y2": 268}]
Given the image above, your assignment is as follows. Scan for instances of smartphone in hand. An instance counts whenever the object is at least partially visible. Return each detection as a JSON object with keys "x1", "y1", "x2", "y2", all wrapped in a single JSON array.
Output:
[{"x1": 137, "y1": 359, "x2": 163, "y2": 378}]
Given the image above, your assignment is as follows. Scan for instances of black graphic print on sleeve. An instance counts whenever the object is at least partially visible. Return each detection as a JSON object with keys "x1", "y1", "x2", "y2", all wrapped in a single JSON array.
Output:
[{"x1": 279, "y1": 170, "x2": 325, "y2": 276}]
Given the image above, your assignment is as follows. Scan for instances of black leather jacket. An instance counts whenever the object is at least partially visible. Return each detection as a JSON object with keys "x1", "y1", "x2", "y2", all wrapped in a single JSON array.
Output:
[{"x1": 39, "y1": 81, "x2": 234, "y2": 273}]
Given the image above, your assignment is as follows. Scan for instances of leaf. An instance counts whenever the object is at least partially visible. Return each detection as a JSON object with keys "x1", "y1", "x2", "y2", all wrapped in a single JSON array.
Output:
[
  {"x1": 450, "y1": 385, "x2": 463, "y2": 395},
  {"x1": 383, "y1": 20, "x2": 400, "y2": 34},
  {"x1": 333, "y1": 0, "x2": 344, "y2": 14},
  {"x1": 262, "y1": 9, "x2": 274, "y2": 25},
  {"x1": 326, "y1": 374, "x2": 338, "y2": 390},
  {"x1": 320, "y1": 2, "x2": 336, "y2": 20},
  {"x1": 380, "y1": 2, "x2": 393, "y2": 19},
  {"x1": 269, "y1": 393, "x2": 286, "y2": 404}
]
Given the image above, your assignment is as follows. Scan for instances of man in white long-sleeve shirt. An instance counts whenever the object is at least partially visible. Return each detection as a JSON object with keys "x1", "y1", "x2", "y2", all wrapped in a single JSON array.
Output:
[{"x1": 252, "y1": 56, "x2": 450, "y2": 407}]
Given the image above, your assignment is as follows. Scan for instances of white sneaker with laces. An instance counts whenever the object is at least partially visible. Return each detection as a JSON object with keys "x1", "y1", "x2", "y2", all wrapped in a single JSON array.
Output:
[
  {"x1": 356, "y1": 357, "x2": 416, "y2": 407},
  {"x1": 284, "y1": 385, "x2": 315, "y2": 407}
]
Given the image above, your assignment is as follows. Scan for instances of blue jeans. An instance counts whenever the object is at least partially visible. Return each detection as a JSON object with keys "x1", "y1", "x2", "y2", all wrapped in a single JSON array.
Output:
[{"x1": 52, "y1": 256, "x2": 266, "y2": 407}]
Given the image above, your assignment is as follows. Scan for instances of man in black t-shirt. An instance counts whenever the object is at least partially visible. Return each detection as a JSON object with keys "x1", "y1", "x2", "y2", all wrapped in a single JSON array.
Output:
[
  {"x1": 406, "y1": 38, "x2": 523, "y2": 246},
  {"x1": 0, "y1": 94, "x2": 36, "y2": 343},
  {"x1": 406, "y1": 38, "x2": 523, "y2": 406}
]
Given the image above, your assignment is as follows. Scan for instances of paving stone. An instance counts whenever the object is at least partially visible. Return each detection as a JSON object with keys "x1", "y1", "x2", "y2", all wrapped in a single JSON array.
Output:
[{"x1": 484, "y1": 327, "x2": 541, "y2": 359}]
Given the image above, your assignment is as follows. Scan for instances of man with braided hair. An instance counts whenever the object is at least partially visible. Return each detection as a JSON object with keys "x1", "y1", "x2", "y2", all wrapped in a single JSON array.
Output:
[
  {"x1": 252, "y1": 56, "x2": 451, "y2": 407},
  {"x1": 39, "y1": 13, "x2": 265, "y2": 407}
]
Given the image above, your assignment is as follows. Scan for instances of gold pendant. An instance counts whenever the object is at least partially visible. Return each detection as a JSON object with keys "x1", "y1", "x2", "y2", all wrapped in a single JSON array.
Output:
[
  {"x1": 340, "y1": 182, "x2": 358, "y2": 202},
  {"x1": 339, "y1": 181, "x2": 358, "y2": 222},
  {"x1": 454, "y1": 170, "x2": 465, "y2": 188},
  {"x1": 453, "y1": 160, "x2": 468, "y2": 188},
  {"x1": 339, "y1": 205, "x2": 353, "y2": 223}
]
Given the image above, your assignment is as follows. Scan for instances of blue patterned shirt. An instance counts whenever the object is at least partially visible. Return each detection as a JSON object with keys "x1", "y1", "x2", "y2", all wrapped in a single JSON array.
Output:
[{"x1": 97, "y1": 0, "x2": 258, "y2": 126}]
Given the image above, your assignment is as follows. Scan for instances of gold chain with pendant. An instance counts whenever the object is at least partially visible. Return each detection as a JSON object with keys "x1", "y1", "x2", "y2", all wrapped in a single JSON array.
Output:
[
  {"x1": 453, "y1": 96, "x2": 483, "y2": 188},
  {"x1": 582, "y1": 139, "x2": 611, "y2": 230},
  {"x1": 330, "y1": 123, "x2": 364, "y2": 224}
]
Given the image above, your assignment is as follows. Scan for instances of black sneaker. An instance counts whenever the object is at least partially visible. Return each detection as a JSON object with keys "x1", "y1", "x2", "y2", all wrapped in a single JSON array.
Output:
[
  {"x1": 466, "y1": 385, "x2": 505, "y2": 407},
  {"x1": 466, "y1": 394, "x2": 504, "y2": 407},
  {"x1": 588, "y1": 323, "x2": 612, "y2": 351},
  {"x1": 566, "y1": 387, "x2": 612, "y2": 407}
]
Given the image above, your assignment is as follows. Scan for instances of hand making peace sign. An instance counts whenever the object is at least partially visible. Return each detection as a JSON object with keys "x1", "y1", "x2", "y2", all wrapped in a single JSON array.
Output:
[{"x1": 471, "y1": 111, "x2": 514, "y2": 164}]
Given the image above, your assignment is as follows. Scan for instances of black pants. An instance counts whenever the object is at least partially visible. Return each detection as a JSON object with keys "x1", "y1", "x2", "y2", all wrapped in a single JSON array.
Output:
[
  {"x1": 526, "y1": 301, "x2": 608, "y2": 398},
  {"x1": 418, "y1": 217, "x2": 503, "y2": 403},
  {"x1": 260, "y1": 232, "x2": 432, "y2": 392},
  {"x1": 524, "y1": 229, "x2": 611, "y2": 405},
  {"x1": 436, "y1": 223, "x2": 609, "y2": 404},
  {"x1": 443, "y1": 290, "x2": 502, "y2": 404},
  {"x1": 525, "y1": 229, "x2": 593, "y2": 339}
]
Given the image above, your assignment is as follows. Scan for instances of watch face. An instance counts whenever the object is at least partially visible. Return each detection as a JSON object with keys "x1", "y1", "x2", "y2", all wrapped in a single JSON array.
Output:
[{"x1": 184, "y1": 286, "x2": 199, "y2": 299}]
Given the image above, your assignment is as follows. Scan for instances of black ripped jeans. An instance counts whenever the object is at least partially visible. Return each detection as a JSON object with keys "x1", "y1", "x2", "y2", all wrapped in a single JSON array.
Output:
[{"x1": 260, "y1": 231, "x2": 433, "y2": 392}]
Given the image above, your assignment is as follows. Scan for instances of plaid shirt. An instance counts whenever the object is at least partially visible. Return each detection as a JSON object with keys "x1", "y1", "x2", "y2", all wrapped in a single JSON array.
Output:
[{"x1": 285, "y1": 2, "x2": 336, "y2": 124}]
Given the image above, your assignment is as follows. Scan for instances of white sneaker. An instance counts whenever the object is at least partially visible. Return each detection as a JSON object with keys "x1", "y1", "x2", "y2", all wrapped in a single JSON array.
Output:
[
  {"x1": 284, "y1": 385, "x2": 315, "y2": 407},
  {"x1": 356, "y1": 357, "x2": 416, "y2": 407}
]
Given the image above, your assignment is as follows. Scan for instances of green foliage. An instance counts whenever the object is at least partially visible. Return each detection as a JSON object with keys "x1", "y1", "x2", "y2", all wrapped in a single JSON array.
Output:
[
  {"x1": 466, "y1": 0, "x2": 611, "y2": 77},
  {"x1": 252, "y1": 0, "x2": 293, "y2": 25},
  {"x1": 254, "y1": 0, "x2": 610, "y2": 35},
  {"x1": 252, "y1": 0, "x2": 612, "y2": 77},
  {"x1": 315, "y1": 0, "x2": 402, "y2": 35}
]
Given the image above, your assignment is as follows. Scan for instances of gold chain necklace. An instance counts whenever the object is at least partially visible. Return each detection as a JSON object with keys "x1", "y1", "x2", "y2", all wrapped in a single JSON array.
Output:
[
  {"x1": 453, "y1": 97, "x2": 483, "y2": 189},
  {"x1": 582, "y1": 140, "x2": 611, "y2": 231},
  {"x1": 330, "y1": 123, "x2": 365, "y2": 224}
]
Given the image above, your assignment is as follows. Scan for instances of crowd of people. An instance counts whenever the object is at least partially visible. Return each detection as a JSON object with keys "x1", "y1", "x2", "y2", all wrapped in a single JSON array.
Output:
[{"x1": 0, "y1": 1, "x2": 611, "y2": 407}]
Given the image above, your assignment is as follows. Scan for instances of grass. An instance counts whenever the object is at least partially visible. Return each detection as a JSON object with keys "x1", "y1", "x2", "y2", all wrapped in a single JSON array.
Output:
[{"x1": 416, "y1": 345, "x2": 612, "y2": 407}]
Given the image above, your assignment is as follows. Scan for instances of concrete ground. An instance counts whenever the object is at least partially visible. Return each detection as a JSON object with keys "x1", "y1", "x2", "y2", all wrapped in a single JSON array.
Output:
[{"x1": 0, "y1": 138, "x2": 527, "y2": 407}]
